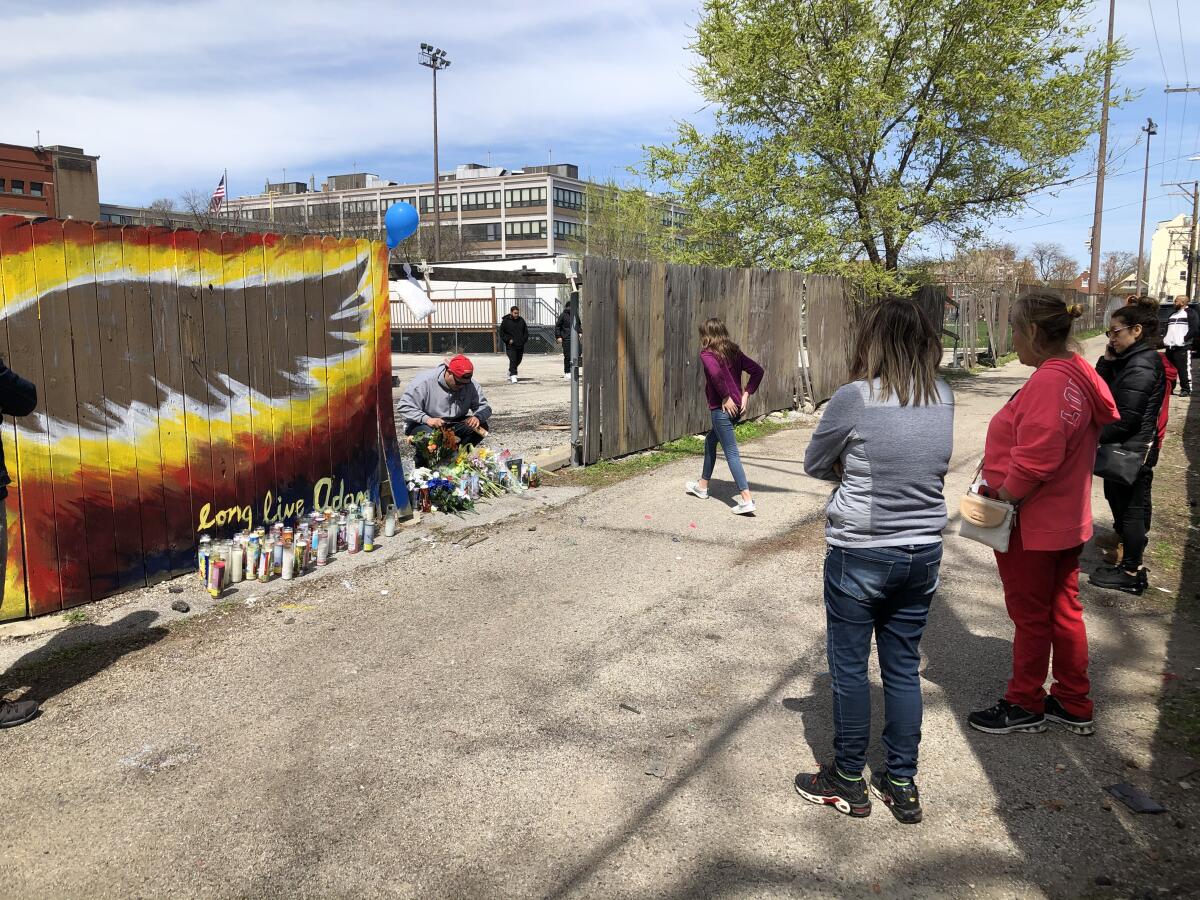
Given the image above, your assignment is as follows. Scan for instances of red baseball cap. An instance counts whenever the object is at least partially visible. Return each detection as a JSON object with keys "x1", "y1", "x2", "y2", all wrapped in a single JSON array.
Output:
[{"x1": 447, "y1": 354, "x2": 474, "y2": 378}]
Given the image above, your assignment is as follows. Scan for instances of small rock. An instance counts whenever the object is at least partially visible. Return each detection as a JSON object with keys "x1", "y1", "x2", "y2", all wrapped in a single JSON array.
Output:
[
  {"x1": 619, "y1": 703, "x2": 642, "y2": 715},
  {"x1": 1055, "y1": 763, "x2": 1067, "y2": 773},
  {"x1": 170, "y1": 600, "x2": 190, "y2": 613},
  {"x1": 168, "y1": 586, "x2": 184, "y2": 594},
  {"x1": 1124, "y1": 758, "x2": 1141, "y2": 769},
  {"x1": 1094, "y1": 875, "x2": 1113, "y2": 887},
  {"x1": 528, "y1": 525, "x2": 537, "y2": 531},
  {"x1": 284, "y1": 617, "x2": 295, "y2": 625},
  {"x1": 1101, "y1": 800, "x2": 1113, "y2": 811}
]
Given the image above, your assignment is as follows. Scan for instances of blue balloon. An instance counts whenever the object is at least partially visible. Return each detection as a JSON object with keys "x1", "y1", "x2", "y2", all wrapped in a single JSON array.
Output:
[{"x1": 384, "y1": 201, "x2": 420, "y2": 248}]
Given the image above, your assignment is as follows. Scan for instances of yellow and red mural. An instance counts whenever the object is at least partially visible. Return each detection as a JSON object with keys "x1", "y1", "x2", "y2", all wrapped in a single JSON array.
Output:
[{"x1": 0, "y1": 216, "x2": 406, "y2": 619}]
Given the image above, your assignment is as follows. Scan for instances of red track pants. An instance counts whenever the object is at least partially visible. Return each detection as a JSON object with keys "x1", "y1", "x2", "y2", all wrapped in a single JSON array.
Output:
[{"x1": 994, "y1": 528, "x2": 1093, "y2": 718}]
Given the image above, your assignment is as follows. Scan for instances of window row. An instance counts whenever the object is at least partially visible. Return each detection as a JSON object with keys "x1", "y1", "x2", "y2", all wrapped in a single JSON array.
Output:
[
  {"x1": 463, "y1": 222, "x2": 502, "y2": 243},
  {"x1": 462, "y1": 190, "x2": 501, "y2": 211},
  {"x1": 506, "y1": 187, "x2": 546, "y2": 208},
  {"x1": 506, "y1": 219, "x2": 547, "y2": 240},
  {"x1": 420, "y1": 194, "x2": 458, "y2": 213},
  {"x1": 0, "y1": 179, "x2": 44, "y2": 197},
  {"x1": 554, "y1": 220, "x2": 584, "y2": 240},
  {"x1": 553, "y1": 187, "x2": 584, "y2": 210}
]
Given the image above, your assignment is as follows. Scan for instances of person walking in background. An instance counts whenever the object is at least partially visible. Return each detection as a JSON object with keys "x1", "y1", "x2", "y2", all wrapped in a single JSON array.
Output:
[
  {"x1": 684, "y1": 318, "x2": 763, "y2": 515},
  {"x1": 0, "y1": 358, "x2": 37, "y2": 728},
  {"x1": 968, "y1": 295, "x2": 1117, "y2": 738},
  {"x1": 555, "y1": 302, "x2": 581, "y2": 381},
  {"x1": 499, "y1": 305, "x2": 528, "y2": 384},
  {"x1": 1163, "y1": 295, "x2": 1196, "y2": 397},
  {"x1": 794, "y1": 298, "x2": 952, "y2": 824},
  {"x1": 1090, "y1": 298, "x2": 1167, "y2": 596}
]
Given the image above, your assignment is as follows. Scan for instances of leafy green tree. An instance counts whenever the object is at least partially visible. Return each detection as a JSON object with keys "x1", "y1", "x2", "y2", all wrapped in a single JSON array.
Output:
[
  {"x1": 644, "y1": 0, "x2": 1126, "y2": 289},
  {"x1": 575, "y1": 180, "x2": 687, "y2": 262}
]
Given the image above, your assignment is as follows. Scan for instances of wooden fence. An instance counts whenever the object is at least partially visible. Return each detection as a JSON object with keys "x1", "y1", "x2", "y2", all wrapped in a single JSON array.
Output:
[
  {"x1": 0, "y1": 216, "x2": 407, "y2": 619},
  {"x1": 948, "y1": 283, "x2": 1109, "y2": 366},
  {"x1": 581, "y1": 258, "x2": 803, "y2": 464},
  {"x1": 390, "y1": 294, "x2": 498, "y2": 352},
  {"x1": 802, "y1": 281, "x2": 947, "y2": 405}
]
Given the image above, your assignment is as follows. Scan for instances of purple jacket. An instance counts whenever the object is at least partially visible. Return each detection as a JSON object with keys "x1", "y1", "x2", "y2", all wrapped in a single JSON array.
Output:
[{"x1": 700, "y1": 348, "x2": 764, "y2": 411}]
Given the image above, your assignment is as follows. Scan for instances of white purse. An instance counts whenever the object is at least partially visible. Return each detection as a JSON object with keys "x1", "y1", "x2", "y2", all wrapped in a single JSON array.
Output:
[{"x1": 958, "y1": 462, "x2": 1017, "y2": 553}]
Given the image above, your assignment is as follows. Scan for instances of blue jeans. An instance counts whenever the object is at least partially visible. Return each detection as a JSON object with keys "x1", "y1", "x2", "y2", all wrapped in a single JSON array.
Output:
[
  {"x1": 824, "y1": 542, "x2": 942, "y2": 779},
  {"x1": 702, "y1": 409, "x2": 748, "y2": 492}
]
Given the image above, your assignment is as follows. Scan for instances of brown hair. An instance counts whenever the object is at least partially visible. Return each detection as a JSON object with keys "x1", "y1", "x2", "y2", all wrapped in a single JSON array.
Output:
[
  {"x1": 1110, "y1": 296, "x2": 1160, "y2": 343},
  {"x1": 699, "y1": 317, "x2": 740, "y2": 361},
  {"x1": 848, "y1": 297, "x2": 942, "y2": 406},
  {"x1": 1011, "y1": 292, "x2": 1084, "y2": 356}
]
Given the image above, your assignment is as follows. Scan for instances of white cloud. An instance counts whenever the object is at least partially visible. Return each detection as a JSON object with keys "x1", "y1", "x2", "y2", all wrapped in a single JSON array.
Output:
[{"x1": 3, "y1": 0, "x2": 706, "y2": 202}]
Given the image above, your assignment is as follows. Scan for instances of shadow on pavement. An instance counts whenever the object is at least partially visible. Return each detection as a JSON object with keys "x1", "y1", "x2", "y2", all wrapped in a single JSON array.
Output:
[{"x1": 0, "y1": 610, "x2": 166, "y2": 706}]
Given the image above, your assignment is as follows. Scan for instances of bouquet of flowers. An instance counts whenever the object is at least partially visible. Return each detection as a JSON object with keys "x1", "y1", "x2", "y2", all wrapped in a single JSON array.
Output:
[
  {"x1": 408, "y1": 426, "x2": 460, "y2": 464},
  {"x1": 426, "y1": 475, "x2": 473, "y2": 515}
]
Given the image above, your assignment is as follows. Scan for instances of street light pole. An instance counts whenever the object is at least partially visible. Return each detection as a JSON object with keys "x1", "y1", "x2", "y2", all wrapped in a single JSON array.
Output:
[
  {"x1": 418, "y1": 43, "x2": 451, "y2": 261},
  {"x1": 1136, "y1": 117, "x2": 1158, "y2": 295}
]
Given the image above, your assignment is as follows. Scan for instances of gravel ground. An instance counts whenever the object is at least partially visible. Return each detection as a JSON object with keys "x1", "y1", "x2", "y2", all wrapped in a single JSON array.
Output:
[{"x1": 0, "y1": 337, "x2": 1197, "y2": 898}]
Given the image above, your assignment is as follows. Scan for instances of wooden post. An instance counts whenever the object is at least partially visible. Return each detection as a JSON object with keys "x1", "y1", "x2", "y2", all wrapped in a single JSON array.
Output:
[{"x1": 491, "y1": 287, "x2": 497, "y2": 352}]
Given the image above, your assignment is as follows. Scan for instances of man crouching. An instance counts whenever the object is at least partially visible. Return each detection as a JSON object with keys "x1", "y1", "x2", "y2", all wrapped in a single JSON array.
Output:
[{"x1": 397, "y1": 354, "x2": 492, "y2": 467}]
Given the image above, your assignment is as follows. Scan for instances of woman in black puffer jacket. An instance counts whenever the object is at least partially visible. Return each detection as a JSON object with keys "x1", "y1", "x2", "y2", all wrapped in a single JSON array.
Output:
[{"x1": 1090, "y1": 298, "x2": 1166, "y2": 595}]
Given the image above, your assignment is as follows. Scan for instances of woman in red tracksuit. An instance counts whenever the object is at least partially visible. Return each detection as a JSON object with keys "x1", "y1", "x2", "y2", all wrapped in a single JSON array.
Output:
[{"x1": 968, "y1": 294, "x2": 1118, "y2": 738}]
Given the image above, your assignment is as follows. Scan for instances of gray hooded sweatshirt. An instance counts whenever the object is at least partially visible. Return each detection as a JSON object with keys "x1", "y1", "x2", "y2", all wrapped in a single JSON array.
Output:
[
  {"x1": 397, "y1": 364, "x2": 492, "y2": 427},
  {"x1": 804, "y1": 378, "x2": 955, "y2": 548}
]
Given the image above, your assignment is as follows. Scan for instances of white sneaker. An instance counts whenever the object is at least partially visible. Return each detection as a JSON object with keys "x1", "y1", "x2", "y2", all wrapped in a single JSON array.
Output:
[
  {"x1": 510, "y1": 375, "x2": 518, "y2": 384},
  {"x1": 731, "y1": 499, "x2": 756, "y2": 515},
  {"x1": 685, "y1": 481, "x2": 709, "y2": 500},
  {"x1": 563, "y1": 372, "x2": 572, "y2": 381}
]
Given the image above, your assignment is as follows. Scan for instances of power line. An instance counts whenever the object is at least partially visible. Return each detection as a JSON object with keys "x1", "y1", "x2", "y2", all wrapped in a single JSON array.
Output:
[
  {"x1": 1175, "y1": 0, "x2": 1190, "y2": 85},
  {"x1": 1147, "y1": 0, "x2": 1170, "y2": 82},
  {"x1": 1008, "y1": 192, "x2": 1173, "y2": 232}
]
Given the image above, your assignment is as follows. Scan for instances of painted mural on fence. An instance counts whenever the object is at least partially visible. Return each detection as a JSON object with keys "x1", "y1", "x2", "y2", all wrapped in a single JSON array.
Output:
[{"x1": 0, "y1": 216, "x2": 406, "y2": 619}]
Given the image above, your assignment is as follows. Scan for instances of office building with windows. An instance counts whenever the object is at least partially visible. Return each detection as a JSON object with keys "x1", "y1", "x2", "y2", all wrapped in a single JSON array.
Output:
[
  {"x1": 223, "y1": 162, "x2": 607, "y2": 259},
  {"x1": 0, "y1": 142, "x2": 100, "y2": 220}
]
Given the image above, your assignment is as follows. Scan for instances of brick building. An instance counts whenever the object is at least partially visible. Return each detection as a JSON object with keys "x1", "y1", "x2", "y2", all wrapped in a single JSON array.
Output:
[{"x1": 0, "y1": 143, "x2": 100, "y2": 220}]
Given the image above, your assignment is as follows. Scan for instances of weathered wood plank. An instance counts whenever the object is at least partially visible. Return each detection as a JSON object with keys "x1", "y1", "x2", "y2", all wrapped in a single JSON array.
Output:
[
  {"x1": 32, "y1": 220, "x2": 91, "y2": 609},
  {"x1": 116, "y1": 225, "x2": 170, "y2": 584},
  {"x1": 242, "y1": 233, "x2": 276, "y2": 512},
  {"x1": 0, "y1": 220, "x2": 30, "y2": 619},
  {"x1": 221, "y1": 233, "x2": 255, "y2": 513},
  {"x1": 146, "y1": 228, "x2": 194, "y2": 575},
  {"x1": 86, "y1": 222, "x2": 145, "y2": 592}
]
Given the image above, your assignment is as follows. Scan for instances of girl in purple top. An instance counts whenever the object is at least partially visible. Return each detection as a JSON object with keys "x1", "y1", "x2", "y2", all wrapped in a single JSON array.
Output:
[{"x1": 686, "y1": 318, "x2": 764, "y2": 514}]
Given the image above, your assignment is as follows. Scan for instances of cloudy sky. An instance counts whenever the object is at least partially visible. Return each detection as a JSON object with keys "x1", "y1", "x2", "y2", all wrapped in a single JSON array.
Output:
[{"x1": 4, "y1": 0, "x2": 1198, "y2": 269}]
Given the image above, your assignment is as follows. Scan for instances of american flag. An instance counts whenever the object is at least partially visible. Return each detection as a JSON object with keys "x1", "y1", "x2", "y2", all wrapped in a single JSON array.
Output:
[{"x1": 208, "y1": 174, "x2": 226, "y2": 212}]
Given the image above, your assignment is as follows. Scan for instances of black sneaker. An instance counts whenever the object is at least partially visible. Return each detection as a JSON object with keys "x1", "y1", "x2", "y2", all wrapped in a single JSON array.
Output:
[
  {"x1": 1044, "y1": 696, "x2": 1095, "y2": 736},
  {"x1": 794, "y1": 763, "x2": 871, "y2": 817},
  {"x1": 1089, "y1": 565, "x2": 1147, "y2": 596},
  {"x1": 0, "y1": 699, "x2": 39, "y2": 728},
  {"x1": 968, "y1": 699, "x2": 1047, "y2": 734},
  {"x1": 870, "y1": 771, "x2": 923, "y2": 824}
]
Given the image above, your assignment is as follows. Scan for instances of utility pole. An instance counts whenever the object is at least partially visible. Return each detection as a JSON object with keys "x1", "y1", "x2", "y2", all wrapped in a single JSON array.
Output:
[
  {"x1": 418, "y1": 44, "x2": 451, "y2": 261},
  {"x1": 1089, "y1": 0, "x2": 1115, "y2": 304},
  {"x1": 1136, "y1": 118, "x2": 1158, "y2": 295}
]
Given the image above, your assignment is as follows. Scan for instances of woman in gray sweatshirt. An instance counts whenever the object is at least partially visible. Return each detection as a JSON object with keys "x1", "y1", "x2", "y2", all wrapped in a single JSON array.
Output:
[{"x1": 794, "y1": 298, "x2": 954, "y2": 825}]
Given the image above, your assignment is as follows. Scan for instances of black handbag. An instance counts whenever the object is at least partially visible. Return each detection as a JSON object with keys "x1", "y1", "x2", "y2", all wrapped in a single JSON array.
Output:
[{"x1": 1094, "y1": 443, "x2": 1148, "y2": 486}]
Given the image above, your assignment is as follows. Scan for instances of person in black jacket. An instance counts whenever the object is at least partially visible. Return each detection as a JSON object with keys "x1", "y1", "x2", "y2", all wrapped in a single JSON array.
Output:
[
  {"x1": 555, "y1": 302, "x2": 582, "y2": 381},
  {"x1": 0, "y1": 359, "x2": 38, "y2": 728},
  {"x1": 1090, "y1": 299, "x2": 1166, "y2": 595},
  {"x1": 498, "y1": 306, "x2": 528, "y2": 384}
]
